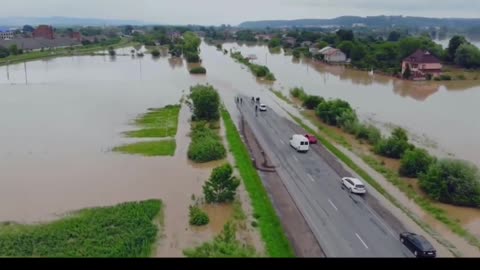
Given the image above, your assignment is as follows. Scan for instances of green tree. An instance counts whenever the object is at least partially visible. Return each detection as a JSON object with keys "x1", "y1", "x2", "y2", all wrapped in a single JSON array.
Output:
[
  {"x1": 302, "y1": 95, "x2": 324, "y2": 110},
  {"x1": 316, "y1": 99, "x2": 356, "y2": 127},
  {"x1": 454, "y1": 43, "x2": 480, "y2": 68},
  {"x1": 182, "y1": 31, "x2": 201, "y2": 53},
  {"x1": 350, "y1": 43, "x2": 367, "y2": 62},
  {"x1": 9, "y1": 44, "x2": 19, "y2": 55},
  {"x1": 419, "y1": 159, "x2": 480, "y2": 207},
  {"x1": 387, "y1": 31, "x2": 401, "y2": 42},
  {"x1": 190, "y1": 84, "x2": 220, "y2": 121},
  {"x1": 189, "y1": 205, "x2": 209, "y2": 226},
  {"x1": 316, "y1": 41, "x2": 329, "y2": 49},
  {"x1": 0, "y1": 46, "x2": 10, "y2": 58},
  {"x1": 22, "y1": 24, "x2": 35, "y2": 33},
  {"x1": 337, "y1": 41, "x2": 354, "y2": 58},
  {"x1": 447, "y1": 35, "x2": 468, "y2": 61},
  {"x1": 336, "y1": 29, "x2": 354, "y2": 42},
  {"x1": 203, "y1": 164, "x2": 240, "y2": 203},
  {"x1": 399, "y1": 148, "x2": 434, "y2": 178},
  {"x1": 268, "y1": 38, "x2": 281, "y2": 48}
]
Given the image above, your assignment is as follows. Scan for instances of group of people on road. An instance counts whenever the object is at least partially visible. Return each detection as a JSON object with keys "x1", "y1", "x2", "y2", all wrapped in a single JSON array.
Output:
[{"x1": 235, "y1": 96, "x2": 243, "y2": 105}]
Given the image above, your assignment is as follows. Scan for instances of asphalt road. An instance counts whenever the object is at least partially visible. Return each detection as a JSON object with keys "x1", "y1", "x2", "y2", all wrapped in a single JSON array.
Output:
[{"x1": 240, "y1": 98, "x2": 413, "y2": 257}]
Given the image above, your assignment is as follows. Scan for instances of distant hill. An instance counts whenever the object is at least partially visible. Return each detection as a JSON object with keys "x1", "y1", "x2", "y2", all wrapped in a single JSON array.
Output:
[
  {"x1": 0, "y1": 16, "x2": 146, "y2": 27},
  {"x1": 239, "y1": 16, "x2": 480, "y2": 29}
]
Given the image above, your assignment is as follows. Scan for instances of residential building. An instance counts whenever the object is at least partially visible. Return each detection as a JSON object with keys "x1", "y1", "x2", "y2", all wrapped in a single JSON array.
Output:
[
  {"x1": 318, "y1": 46, "x2": 347, "y2": 63},
  {"x1": 255, "y1": 34, "x2": 272, "y2": 42},
  {"x1": 401, "y1": 49, "x2": 442, "y2": 80},
  {"x1": 70, "y1": 32, "x2": 82, "y2": 42},
  {"x1": 0, "y1": 27, "x2": 14, "y2": 40},
  {"x1": 282, "y1": 37, "x2": 296, "y2": 47},
  {"x1": 33, "y1": 25, "x2": 54, "y2": 39},
  {"x1": 301, "y1": 41, "x2": 312, "y2": 48}
]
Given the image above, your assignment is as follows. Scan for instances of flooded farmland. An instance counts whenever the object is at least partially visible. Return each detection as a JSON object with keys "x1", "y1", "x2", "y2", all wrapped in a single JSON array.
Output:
[{"x1": 1, "y1": 40, "x2": 480, "y2": 251}]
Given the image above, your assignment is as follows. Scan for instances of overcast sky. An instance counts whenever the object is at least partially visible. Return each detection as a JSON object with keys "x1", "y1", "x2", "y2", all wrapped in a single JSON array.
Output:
[{"x1": 1, "y1": 0, "x2": 479, "y2": 25}]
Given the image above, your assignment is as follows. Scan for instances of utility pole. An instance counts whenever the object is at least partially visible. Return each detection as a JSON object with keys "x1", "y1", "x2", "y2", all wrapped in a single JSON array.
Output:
[{"x1": 24, "y1": 62, "x2": 28, "y2": 85}]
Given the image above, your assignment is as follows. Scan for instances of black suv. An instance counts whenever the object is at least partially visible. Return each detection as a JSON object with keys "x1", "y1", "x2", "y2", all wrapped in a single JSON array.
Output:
[{"x1": 400, "y1": 232, "x2": 436, "y2": 258}]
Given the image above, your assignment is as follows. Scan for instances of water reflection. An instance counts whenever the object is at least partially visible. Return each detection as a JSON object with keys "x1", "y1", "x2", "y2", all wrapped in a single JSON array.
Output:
[{"x1": 168, "y1": 57, "x2": 184, "y2": 69}]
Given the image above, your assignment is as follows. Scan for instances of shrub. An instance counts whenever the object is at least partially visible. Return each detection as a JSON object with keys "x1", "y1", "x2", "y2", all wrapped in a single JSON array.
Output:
[
  {"x1": 265, "y1": 72, "x2": 276, "y2": 81},
  {"x1": 190, "y1": 84, "x2": 220, "y2": 121},
  {"x1": 189, "y1": 205, "x2": 209, "y2": 226},
  {"x1": 439, "y1": 74, "x2": 452, "y2": 81},
  {"x1": 374, "y1": 128, "x2": 412, "y2": 159},
  {"x1": 419, "y1": 159, "x2": 480, "y2": 207},
  {"x1": 302, "y1": 95, "x2": 325, "y2": 110},
  {"x1": 185, "y1": 51, "x2": 200, "y2": 63},
  {"x1": 399, "y1": 148, "x2": 435, "y2": 178},
  {"x1": 456, "y1": 74, "x2": 466, "y2": 80},
  {"x1": 315, "y1": 99, "x2": 357, "y2": 127},
  {"x1": 337, "y1": 110, "x2": 358, "y2": 132},
  {"x1": 250, "y1": 65, "x2": 269, "y2": 77},
  {"x1": 355, "y1": 124, "x2": 382, "y2": 145},
  {"x1": 151, "y1": 49, "x2": 160, "y2": 57},
  {"x1": 289, "y1": 87, "x2": 307, "y2": 100},
  {"x1": 203, "y1": 163, "x2": 241, "y2": 203},
  {"x1": 187, "y1": 124, "x2": 226, "y2": 163},
  {"x1": 190, "y1": 66, "x2": 207, "y2": 74},
  {"x1": 183, "y1": 222, "x2": 257, "y2": 257}
]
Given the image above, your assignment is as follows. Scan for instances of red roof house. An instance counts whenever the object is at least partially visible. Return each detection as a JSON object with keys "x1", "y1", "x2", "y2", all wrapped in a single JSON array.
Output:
[
  {"x1": 33, "y1": 25, "x2": 54, "y2": 40},
  {"x1": 402, "y1": 50, "x2": 442, "y2": 80}
]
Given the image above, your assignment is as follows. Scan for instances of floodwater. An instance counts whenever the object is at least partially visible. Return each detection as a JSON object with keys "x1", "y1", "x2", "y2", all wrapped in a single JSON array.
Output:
[
  {"x1": 220, "y1": 42, "x2": 480, "y2": 168},
  {"x1": 1, "y1": 40, "x2": 480, "y2": 253}
]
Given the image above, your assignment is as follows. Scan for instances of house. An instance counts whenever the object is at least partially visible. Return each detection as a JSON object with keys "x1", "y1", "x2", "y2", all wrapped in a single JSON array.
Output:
[
  {"x1": 70, "y1": 32, "x2": 82, "y2": 42},
  {"x1": 33, "y1": 25, "x2": 54, "y2": 39},
  {"x1": 402, "y1": 50, "x2": 442, "y2": 80},
  {"x1": 301, "y1": 41, "x2": 312, "y2": 48},
  {"x1": 318, "y1": 46, "x2": 347, "y2": 63},
  {"x1": 0, "y1": 27, "x2": 14, "y2": 40},
  {"x1": 0, "y1": 37, "x2": 81, "y2": 52},
  {"x1": 282, "y1": 37, "x2": 296, "y2": 47},
  {"x1": 168, "y1": 31, "x2": 182, "y2": 42},
  {"x1": 309, "y1": 47, "x2": 319, "y2": 55},
  {"x1": 255, "y1": 34, "x2": 271, "y2": 42}
]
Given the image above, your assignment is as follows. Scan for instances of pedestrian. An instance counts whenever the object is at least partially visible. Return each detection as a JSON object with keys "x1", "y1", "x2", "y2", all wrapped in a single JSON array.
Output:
[
  {"x1": 240, "y1": 98, "x2": 243, "y2": 104},
  {"x1": 251, "y1": 96, "x2": 254, "y2": 103}
]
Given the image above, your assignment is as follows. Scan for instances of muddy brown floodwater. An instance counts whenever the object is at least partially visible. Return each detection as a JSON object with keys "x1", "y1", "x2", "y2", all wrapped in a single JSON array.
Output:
[{"x1": 1, "y1": 40, "x2": 480, "y2": 255}]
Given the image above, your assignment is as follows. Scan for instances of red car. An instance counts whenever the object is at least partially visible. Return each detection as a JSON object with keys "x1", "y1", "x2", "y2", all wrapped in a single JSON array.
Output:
[{"x1": 304, "y1": 134, "x2": 317, "y2": 144}]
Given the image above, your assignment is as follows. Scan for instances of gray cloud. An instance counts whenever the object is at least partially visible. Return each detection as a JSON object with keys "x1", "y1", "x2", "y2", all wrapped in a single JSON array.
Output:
[{"x1": 0, "y1": 0, "x2": 478, "y2": 25}]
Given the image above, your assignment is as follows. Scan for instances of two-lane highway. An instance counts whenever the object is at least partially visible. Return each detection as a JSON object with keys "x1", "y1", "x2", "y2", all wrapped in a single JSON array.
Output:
[{"x1": 240, "y1": 98, "x2": 412, "y2": 257}]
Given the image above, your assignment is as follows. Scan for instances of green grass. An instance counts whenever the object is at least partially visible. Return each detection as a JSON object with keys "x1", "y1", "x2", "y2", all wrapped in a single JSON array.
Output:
[
  {"x1": 286, "y1": 111, "x2": 462, "y2": 256},
  {"x1": 113, "y1": 140, "x2": 176, "y2": 156},
  {"x1": 221, "y1": 108, "x2": 294, "y2": 257},
  {"x1": 0, "y1": 200, "x2": 162, "y2": 257},
  {"x1": 125, "y1": 105, "x2": 181, "y2": 138},
  {"x1": 230, "y1": 51, "x2": 276, "y2": 81}
]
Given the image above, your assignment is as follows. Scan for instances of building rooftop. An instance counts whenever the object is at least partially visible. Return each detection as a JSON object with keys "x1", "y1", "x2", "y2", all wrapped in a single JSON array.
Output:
[{"x1": 404, "y1": 49, "x2": 441, "y2": 64}]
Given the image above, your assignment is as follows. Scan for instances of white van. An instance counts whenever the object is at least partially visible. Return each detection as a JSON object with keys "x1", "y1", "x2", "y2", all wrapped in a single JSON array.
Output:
[{"x1": 289, "y1": 134, "x2": 310, "y2": 152}]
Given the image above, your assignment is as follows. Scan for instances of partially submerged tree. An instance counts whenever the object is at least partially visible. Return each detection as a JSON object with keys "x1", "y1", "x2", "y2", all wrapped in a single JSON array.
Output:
[{"x1": 203, "y1": 164, "x2": 240, "y2": 203}]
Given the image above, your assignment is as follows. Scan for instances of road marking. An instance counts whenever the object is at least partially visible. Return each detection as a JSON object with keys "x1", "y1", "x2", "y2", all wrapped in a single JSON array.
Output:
[
  {"x1": 307, "y1": 174, "x2": 315, "y2": 182},
  {"x1": 293, "y1": 156, "x2": 298, "y2": 162},
  {"x1": 328, "y1": 199, "x2": 338, "y2": 211},
  {"x1": 279, "y1": 139, "x2": 285, "y2": 145},
  {"x1": 355, "y1": 233, "x2": 369, "y2": 249},
  {"x1": 364, "y1": 206, "x2": 396, "y2": 238}
]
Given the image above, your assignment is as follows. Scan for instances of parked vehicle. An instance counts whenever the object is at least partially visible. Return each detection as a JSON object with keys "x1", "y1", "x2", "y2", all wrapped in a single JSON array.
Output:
[
  {"x1": 259, "y1": 104, "x2": 267, "y2": 111},
  {"x1": 304, "y1": 134, "x2": 317, "y2": 144},
  {"x1": 399, "y1": 232, "x2": 436, "y2": 258},
  {"x1": 289, "y1": 134, "x2": 310, "y2": 152},
  {"x1": 341, "y1": 177, "x2": 366, "y2": 194}
]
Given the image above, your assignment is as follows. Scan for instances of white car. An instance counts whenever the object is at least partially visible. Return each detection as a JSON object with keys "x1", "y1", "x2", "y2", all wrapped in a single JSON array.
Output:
[
  {"x1": 259, "y1": 104, "x2": 267, "y2": 111},
  {"x1": 341, "y1": 177, "x2": 366, "y2": 194}
]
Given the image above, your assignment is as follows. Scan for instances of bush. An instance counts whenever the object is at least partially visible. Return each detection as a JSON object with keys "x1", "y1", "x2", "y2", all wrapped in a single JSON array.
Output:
[
  {"x1": 151, "y1": 49, "x2": 160, "y2": 57},
  {"x1": 190, "y1": 84, "x2": 220, "y2": 121},
  {"x1": 399, "y1": 148, "x2": 434, "y2": 178},
  {"x1": 419, "y1": 159, "x2": 480, "y2": 207},
  {"x1": 190, "y1": 66, "x2": 207, "y2": 74},
  {"x1": 189, "y1": 205, "x2": 209, "y2": 226},
  {"x1": 187, "y1": 124, "x2": 226, "y2": 163},
  {"x1": 302, "y1": 95, "x2": 324, "y2": 110},
  {"x1": 183, "y1": 222, "x2": 257, "y2": 257},
  {"x1": 355, "y1": 124, "x2": 382, "y2": 144},
  {"x1": 265, "y1": 72, "x2": 276, "y2": 81},
  {"x1": 203, "y1": 163, "x2": 240, "y2": 203},
  {"x1": 456, "y1": 74, "x2": 466, "y2": 80},
  {"x1": 439, "y1": 74, "x2": 452, "y2": 81},
  {"x1": 374, "y1": 129, "x2": 412, "y2": 159},
  {"x1": 185, "y1": 51, "x2": 200, "y2": 63},
  {"x1": 250, "y1": 65, "x2": 269, "y2": 77},
  {"x1": 337, "y1": 110, "x2": 358, "y2": 132},
  {"x1": 315, "y1": 99, "x2": 357, "y2": 127},
  {"x1": 289, "y1": 87, "x2": 307, "y2": 100}
]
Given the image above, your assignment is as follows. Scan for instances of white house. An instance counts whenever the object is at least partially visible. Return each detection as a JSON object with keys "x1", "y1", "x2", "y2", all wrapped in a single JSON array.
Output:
[
  {"x1": 0, "y1": 30, "x2": 14, "y2": 40},
  {"x1": 317, "y1": 46, "x2": 347, "y2": 63}
]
